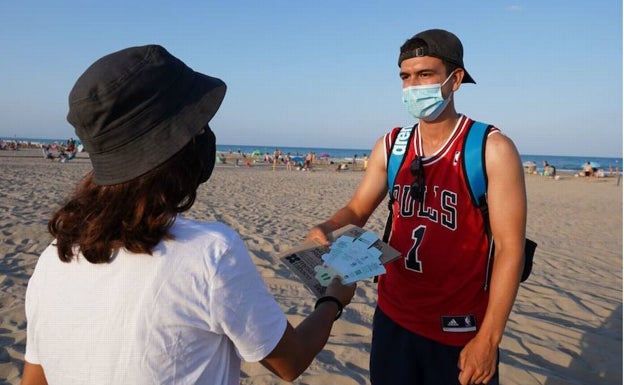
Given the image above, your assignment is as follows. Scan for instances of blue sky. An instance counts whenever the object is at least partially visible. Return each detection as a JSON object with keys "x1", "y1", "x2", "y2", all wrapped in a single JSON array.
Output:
[{"x1": 1, "y1": 1, "x2": 621, "y2": 157}]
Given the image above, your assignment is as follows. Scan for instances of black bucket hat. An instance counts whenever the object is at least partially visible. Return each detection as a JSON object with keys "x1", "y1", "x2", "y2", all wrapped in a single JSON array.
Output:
[
  {"x1": 67, "y1": 44, "x2": 227, "y2": 185},
  {"x1": 398, "y1": 29, "x2": 475, "y2": 84}
]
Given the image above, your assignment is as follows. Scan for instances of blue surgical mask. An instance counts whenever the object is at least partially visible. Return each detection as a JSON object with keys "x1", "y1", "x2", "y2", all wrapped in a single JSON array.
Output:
[{"x1": 402, "y1": 72, "x2": 455, "y2": 121}]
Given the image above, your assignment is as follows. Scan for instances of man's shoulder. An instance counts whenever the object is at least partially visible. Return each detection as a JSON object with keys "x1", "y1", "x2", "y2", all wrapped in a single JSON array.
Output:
[
  {"x1": 484, "y1": 129, "x2": 515, "y2": 153},
  {"x1": 483, "y1": 129, "x2": 522, "y2": 178}
]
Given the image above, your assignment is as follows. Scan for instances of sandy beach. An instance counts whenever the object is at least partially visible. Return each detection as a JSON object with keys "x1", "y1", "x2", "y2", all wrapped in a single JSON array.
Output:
[{"x1": 0, "y1": 151, "x2": 621, "y2": 385}]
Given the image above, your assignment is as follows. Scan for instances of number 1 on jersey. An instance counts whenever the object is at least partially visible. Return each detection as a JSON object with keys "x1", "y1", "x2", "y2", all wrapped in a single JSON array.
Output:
[{"x1": 405, "y1": 226, "x2": 425, "y2": 273}]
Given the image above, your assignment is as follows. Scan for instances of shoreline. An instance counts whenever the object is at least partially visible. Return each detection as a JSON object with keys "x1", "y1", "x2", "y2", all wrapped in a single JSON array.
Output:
[{"x1": 4, "y1": 148, "x2": 621, "y2": 178}]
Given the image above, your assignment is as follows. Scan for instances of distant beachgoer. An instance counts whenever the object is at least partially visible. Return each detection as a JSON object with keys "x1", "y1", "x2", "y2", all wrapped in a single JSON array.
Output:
[
  {"x1": 64, "y1": 138, "x2": 75, "y2": 154},
  {"x1": 273, "y1": 148, "x2": 281, "y2": 171},
  {"x1": 21, "y1": 44, "x2": 356, "y2": 385},
  {"x1": 57, "y1": 149, "x2": 69, "y2": 163},
  {"x1": 543, "y1": 160, "x2": 555, "y2": 177},
  {"x1": 583, "y1": 162, "x2": 593, "y2": 177},
  {"x1": 42, "y1": 145, "x2": 54, "y2": 160},
  {"x1": 305, "y1": 151, "x2": 313, "y2": 170},
  {"x1": 67, "y1": 148, "x2": 77, "y2": 161}
]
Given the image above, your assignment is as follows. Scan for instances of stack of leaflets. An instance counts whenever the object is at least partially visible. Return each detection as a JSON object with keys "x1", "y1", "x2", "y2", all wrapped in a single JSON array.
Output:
[
  {"x1": 279, "y1": 225, "x2": 401, "y2": 297},
  {"x1": 314, "y1": 231, "x2": 387, "y2": 286}
]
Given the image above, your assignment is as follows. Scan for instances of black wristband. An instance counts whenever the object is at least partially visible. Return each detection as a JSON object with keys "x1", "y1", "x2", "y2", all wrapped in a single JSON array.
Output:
[{"x1": 314, "y1": 296, "x2": 343, "y2": 320}]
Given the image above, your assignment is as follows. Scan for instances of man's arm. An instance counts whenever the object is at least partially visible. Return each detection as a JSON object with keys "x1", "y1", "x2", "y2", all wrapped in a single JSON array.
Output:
[
  {"x1": 306, "y1": 136, "x2": 389, "y2": 244},
  {"x1": 458, "y1": 132, "x2": 527, "y2": 385}
]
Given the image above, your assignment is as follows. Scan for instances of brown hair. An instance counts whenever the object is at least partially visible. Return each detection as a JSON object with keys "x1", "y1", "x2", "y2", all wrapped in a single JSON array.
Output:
[{"x1": 49, "y1": 137, "x2": 206, "y2": 263}]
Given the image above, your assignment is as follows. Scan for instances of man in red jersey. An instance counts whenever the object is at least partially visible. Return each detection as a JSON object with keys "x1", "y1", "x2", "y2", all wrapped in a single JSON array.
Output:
[{"x1": 306, "y1": 29, "x2": 526, "y2": 385}]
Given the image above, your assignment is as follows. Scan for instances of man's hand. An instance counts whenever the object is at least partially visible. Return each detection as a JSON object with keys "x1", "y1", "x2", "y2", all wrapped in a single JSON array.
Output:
[
  {"x1": 305, "y1": 222, "x2": 335, "y2": 246},
  {"x1": 457, "y1": 335, "x2": 498, "y2": 385}
]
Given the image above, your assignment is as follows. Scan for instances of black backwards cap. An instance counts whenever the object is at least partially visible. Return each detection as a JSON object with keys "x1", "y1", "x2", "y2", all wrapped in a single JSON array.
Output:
[{"x1": 398, "y1": 29, "x2": 476, "y2": 84}]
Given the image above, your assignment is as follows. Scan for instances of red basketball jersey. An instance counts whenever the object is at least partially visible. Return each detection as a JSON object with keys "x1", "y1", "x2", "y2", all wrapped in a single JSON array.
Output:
[{"x1": 378, "y1": 115, "x2": 500, "y2": 346}]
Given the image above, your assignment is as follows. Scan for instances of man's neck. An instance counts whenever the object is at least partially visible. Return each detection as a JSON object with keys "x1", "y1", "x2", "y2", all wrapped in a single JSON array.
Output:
[{"x1": 418, "y1": 109, "x2": 461, "y2": 155}]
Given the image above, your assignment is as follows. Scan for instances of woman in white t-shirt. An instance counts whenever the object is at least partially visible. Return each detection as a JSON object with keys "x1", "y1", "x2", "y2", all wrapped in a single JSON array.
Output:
[{"x1": 21, "y1": 45, "x2": 355, "y2": 385}]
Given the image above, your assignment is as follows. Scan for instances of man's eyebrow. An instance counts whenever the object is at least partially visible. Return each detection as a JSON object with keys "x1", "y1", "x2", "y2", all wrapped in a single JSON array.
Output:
[{"x1": 400, "y1": 68, "x2": 434, "y2": 76}]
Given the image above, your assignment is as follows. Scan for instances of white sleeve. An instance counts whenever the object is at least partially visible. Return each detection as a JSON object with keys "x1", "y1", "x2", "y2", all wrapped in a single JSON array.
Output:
[
  {"x1": 24, "y1": 249, "x2": 47, "y2": 364},
  {"x1": 209, "y1": 234, "x2": 287, "y2": 362}
]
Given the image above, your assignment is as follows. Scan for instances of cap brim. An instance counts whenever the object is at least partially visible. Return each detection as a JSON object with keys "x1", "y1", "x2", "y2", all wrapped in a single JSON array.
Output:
[{"x1": 462, "y1": 70, "x2": 476, "y2": 84}]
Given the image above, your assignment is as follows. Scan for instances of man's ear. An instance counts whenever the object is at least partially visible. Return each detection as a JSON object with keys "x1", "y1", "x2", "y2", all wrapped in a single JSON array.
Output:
[{"x1": 451, "y1": 69, "x2": 465, "y2": 91}]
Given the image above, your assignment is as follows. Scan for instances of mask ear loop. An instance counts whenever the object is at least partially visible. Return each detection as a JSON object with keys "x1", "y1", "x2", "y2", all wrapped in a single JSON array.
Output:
[
  {"x1": 441, "y1": 70, "x2": 458, "y2": 87},
  {"x1": 440, "y1": 70, "x2": 459, "y2": 101},
  {"x1": 448, "y1": 69, "x2": 469, "y2": 92}
]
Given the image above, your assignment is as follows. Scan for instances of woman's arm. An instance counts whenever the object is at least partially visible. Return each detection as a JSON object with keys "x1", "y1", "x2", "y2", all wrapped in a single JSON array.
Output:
[
  {"x1": 20, "y1": 362, "x2": 48, "y2": 385},
  {"x1": 259, "y1": 277, "x2": 356, "y2": 381}
]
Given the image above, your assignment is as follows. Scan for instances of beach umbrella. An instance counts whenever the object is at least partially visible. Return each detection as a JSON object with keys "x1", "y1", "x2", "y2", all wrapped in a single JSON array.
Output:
[
  {"x1": 251, "y1": 150, "x2": 262, "y2": 156},
  {"x1": 291, "y1": 156, "x2": 304, "y2": 165},
  {"x1": 319, "y1": 153, "x2": 330, "y2": 158},
  {"x1": 522, "y1": 161, "x2": 536, "y2": 168}
]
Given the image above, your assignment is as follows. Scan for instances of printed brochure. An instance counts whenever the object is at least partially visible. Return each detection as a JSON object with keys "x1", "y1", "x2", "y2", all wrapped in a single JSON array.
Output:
[{"x1": 278, "y1": 225, "x2": 402, "y2": 297}]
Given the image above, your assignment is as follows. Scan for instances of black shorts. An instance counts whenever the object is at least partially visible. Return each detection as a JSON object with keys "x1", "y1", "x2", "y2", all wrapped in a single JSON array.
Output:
[{"x1": 370, "y1": 306, "x2": 499, "y2": 385}]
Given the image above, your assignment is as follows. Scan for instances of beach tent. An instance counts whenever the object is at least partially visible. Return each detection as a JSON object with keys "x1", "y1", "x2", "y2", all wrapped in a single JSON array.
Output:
[
  {"x1": 319, "y1": 153, "x2": 330, "y2": 158},
  {"x1": 251, "y1": 150, "x2": 262, "y2": 156},
  {"x1": 523, "y1": 161, "x2": 537, "y2": 174},
  {"x1": 291, "y1": 156, "x2": 304, "y2": 166}
]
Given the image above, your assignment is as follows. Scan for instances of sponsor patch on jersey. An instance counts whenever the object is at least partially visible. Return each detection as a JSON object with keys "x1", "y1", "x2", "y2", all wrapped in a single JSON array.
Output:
[{"x1": 441, "y1": 314, "x2": 477, "y2": 332}]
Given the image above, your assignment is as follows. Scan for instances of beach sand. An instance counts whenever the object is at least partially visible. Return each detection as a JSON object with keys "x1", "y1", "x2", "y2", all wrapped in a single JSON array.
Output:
[{"x1": 0, "y1": 152, "x2": 621, "y2": 385}]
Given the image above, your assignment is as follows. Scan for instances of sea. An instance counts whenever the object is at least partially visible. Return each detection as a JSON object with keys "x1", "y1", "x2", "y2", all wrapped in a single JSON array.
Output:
[{"x1": 3, "y1": 137, "x2": 622, "y2": 175}]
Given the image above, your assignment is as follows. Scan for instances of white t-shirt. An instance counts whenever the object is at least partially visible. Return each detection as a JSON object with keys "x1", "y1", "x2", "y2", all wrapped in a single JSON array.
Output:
[{"x1": 24, "y1": 218, "x2": 287, "y2": 385}]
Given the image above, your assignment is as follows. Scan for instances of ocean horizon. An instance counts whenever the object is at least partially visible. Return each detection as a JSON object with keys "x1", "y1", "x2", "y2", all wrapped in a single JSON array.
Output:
[{"x1": 2, "y1": 136, "x2": 622, "y2": 175}]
